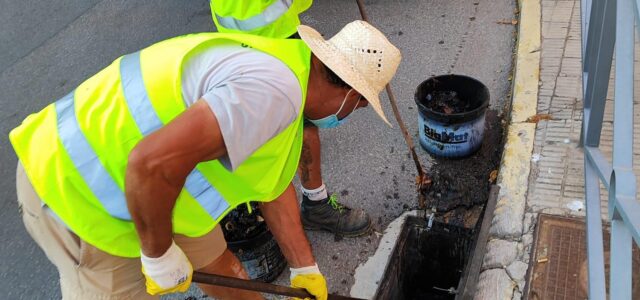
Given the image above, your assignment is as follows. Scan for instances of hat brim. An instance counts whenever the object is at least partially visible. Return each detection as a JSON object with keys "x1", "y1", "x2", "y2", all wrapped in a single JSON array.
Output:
[{"x1": 297, "y1": 25, "x2": 390, "y2": 125}]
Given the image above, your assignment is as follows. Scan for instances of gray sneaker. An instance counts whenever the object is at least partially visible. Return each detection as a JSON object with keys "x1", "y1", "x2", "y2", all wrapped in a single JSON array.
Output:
[{"x1": 300, "y1": 194, "x2": 372, "y2": 237}]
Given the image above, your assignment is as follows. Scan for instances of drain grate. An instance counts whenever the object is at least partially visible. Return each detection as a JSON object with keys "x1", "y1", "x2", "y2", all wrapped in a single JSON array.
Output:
[
  {"x1": 527, "y1": 215, "x2": 587, "y2": 299},
  {"x1": 526, "y1": 214, "x2": 640, "y2": 299}
]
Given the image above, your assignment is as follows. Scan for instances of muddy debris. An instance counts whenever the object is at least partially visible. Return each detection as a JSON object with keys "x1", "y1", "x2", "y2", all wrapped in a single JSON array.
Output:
[
  {"x1": 220, "y1": 202, "x2": 266, "y2": 242},
  {"x1": 442, "y1": 205, "x2": 484, "y2": 228},
  {"x1": 423, "y1": 110, "x2": 505, "y2": 228},
  {"x1": 424, "y1": 90, "x2": 475, "y2": 115}
]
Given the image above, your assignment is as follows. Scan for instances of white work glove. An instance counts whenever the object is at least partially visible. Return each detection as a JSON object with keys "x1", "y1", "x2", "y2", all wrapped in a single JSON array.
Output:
[
  {"x1": 290, "y1": 264, "x2": 328, "y2": 300},
  {"x1": 140, "y1": 241, "x2": 193, "y2": 295}
]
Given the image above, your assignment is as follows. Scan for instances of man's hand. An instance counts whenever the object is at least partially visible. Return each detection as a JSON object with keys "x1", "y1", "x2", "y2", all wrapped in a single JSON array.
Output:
[
  {"x1": 261, "y1": 184, "x2": 324, "y2": 299},
  {"x1": 141, "y1": 241, "x2": 193, "y2": 295},
  {"x1": 290, "y1": 264, "x2": 328, "y2": 300}
]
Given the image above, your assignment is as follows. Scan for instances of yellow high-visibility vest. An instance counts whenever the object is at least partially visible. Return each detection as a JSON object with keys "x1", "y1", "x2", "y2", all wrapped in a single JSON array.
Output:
[
  {"x1": 210, "y1": 0, "x2": 312, "y2": 38},
  {"x1": 9, "y1": 33, "x2": 311, "y2": 258}
]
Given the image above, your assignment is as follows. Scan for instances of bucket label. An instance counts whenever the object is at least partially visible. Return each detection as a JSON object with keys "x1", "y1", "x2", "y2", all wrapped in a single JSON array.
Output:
[
  {"x1": 418, "y1": 114, "x2": 485, "y2": 158},
  {"x1": 241, "y1": 255, "x2": 269, "y2": 279},
  {"x1": 231, "y1": 234, "x2": 287, "y2": 282},
  {"x1": 423, "y1": 125, "x2": 469, "y2": 144}
]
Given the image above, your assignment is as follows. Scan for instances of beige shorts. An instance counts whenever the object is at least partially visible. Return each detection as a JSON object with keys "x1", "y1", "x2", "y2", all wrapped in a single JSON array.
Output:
[{"x1": 16, "y1": 163, "x2": 227, "y2": 299}]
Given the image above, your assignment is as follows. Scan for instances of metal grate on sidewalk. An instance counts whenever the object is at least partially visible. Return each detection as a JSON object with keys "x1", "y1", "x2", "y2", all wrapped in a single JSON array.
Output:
[
  {"x1": 526, "y1": 214, "x2": 640, "y2": 299},
  {"x1": 527, "y1": 215, "x2": 587, "y2": 299}
]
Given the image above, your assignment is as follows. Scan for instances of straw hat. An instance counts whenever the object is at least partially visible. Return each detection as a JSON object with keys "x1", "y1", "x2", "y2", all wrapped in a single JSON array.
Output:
[{"x1": 297, "y1": 20, "x2": 402, "y2": 125}]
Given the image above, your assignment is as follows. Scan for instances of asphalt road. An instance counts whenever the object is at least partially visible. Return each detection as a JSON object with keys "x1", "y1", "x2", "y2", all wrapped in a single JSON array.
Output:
[{"x1": 0, "y1": 0, "x2": 516, "y2": 298}]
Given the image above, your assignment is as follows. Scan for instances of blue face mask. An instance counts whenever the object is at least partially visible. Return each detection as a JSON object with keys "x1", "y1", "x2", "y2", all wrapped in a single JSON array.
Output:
[{"x1": 307, "y1": 89, "x2": 360, "y2": 129}]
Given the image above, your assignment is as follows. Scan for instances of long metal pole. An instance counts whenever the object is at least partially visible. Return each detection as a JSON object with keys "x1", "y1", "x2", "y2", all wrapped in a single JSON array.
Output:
[
  {"x1": 609, "y1": 0, "x2": 635, "y2": 297},
  {"x1": 354, "y1": 0, "x2": 431, "y2": 210},
  {"x1": 193, "y1": 272, "x2": 364, "y2": 300}
]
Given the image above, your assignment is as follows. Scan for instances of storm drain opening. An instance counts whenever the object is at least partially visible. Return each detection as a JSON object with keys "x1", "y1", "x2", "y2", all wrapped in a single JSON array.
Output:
[
  {"x1": 371, "y1": 107, "x2": 505, "y2": 299},
  {"x1": 374, "y1": 217, "x2": 474, "y2": 300}
]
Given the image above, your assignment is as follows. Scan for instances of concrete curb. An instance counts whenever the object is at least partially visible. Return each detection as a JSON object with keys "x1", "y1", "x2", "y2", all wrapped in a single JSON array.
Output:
[
  {"x1": 350, "y1": 210, "x2": 418, "y2": 299},
  {"x1": 475, "y1": 0, "x2": 541, "y2": 299}
]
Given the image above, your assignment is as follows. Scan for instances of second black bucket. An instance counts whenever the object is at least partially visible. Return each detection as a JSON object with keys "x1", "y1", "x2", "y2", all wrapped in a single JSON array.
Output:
[
  {"x1": 415, "y1": 74, "x2": 490, "y2": 158},
  {"x1": 226, "y1": 222, "x2": 287, "y2": 283},
  {"x1": 221, "y1": 204, "x2": 287, "y2": 283}
]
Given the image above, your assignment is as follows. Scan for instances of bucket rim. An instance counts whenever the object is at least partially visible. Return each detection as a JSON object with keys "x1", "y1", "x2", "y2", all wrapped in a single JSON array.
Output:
[
  {"x1": 417, "y1": 101, "x2": 490, "y2": 119},
  {"x1": 226, "y1": 224, "x2": 272, "y2": 246},
  {"x1": 414, "y1": 74, "x2": 490, "y2": 123}
]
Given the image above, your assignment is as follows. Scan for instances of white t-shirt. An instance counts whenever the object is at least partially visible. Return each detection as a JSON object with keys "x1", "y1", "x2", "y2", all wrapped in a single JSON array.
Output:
[
  {"x1": 43, "y1": 44, "x2": 304, "y2": 226},
  {"x1": 181, "y1": 44, "x2": 303, "y2": 171}
]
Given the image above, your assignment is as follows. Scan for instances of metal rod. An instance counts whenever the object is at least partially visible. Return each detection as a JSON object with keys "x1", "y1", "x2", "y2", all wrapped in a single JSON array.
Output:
[
  {"x1": 354, "y1": 0, "x2": 431, "y2": 211},
  {"x1": 610, "y1": 218, "x2": 633, "y2": 299},
  {"x1": 355, "y1": 0, "x2": 369, "y2": 21},
  {"x1": 583, "y1": 153, "x2": 607, "y2": 299},
  {"x1": 582, "y1": 0, "x2": 616, "y2": 148},
  {"x1": 192, "y1": 272, "x2": 364, "y2": 300}
]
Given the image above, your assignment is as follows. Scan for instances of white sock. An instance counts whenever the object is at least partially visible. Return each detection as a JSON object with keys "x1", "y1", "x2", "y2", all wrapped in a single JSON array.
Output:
[{"x1": 301, "y1": 183, "x2": 328, "y2": 201}]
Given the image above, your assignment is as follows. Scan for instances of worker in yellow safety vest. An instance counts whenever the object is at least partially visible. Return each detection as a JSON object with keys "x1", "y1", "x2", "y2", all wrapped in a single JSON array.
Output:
[
  {"x1": 210, "y1": 0, "x2": 311, "y2": 37},
  {"x1": 210, "y1": 0, "x2": 374, "y2": 238},
  {"x1": 10, "y1": 21, "x2": 401, "y2": 299}
]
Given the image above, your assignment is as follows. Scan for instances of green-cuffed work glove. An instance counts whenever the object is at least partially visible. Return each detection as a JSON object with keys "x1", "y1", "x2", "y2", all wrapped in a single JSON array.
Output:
[
  {"x1": 290, "y1": 264, "x2": 328, "y2": 300},
  {"x1": 140, "y1": 241, "x2": 193, "y2": 295}
]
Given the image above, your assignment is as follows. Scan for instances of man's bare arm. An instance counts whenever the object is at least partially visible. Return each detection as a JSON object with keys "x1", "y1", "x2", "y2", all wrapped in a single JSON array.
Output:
[
  {"x1": 260, "y1": 184, "x2": 316, "y2": 268},
  {"x1": 126, "y1": 100, "x2": 226, "y2": 257}
]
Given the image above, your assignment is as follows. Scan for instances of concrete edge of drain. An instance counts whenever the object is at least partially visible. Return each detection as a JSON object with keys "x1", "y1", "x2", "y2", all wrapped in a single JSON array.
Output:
[
  {"x1": 349, "y1": 210, "x2": 418, "y2": 299},
  {"x1": 475, "y1": 0, "x2": 541, "y2": 297}
]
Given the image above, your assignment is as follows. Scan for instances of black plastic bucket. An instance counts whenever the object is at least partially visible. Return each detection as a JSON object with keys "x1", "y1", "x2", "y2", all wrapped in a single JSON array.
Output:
[
  {"x1": 226, "y1": 223, "x2": 287, "y2": 283},
  {"x1": 414, "y1": 74, "x2": 490, "y2": 158}
]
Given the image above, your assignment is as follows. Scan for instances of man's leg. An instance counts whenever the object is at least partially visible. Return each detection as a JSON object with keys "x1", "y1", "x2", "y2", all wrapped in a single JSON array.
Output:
[
  {"x1": 176, "y1": 228, "x2": 263, "y2": 300},
  {"x1": 16, "y1": 163, "x2": 156, "y2": 300},
  {"x1": 298, "y1": 125, "x2": 323, "y2": 189},
  {"x1": 298, "y1": 125, "x2": 371, "y2": 236},
  {"x1": 17, "y1": 162, "x2": 259, "y2": 300}
]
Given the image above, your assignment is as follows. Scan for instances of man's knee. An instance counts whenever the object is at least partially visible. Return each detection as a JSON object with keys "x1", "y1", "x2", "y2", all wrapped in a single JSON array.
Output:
[{"x1": 196, "y1": 248, "x2": 250, "y2": 284}]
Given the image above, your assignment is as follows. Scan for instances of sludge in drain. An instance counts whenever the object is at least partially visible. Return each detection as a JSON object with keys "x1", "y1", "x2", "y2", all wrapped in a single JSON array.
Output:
[{"x1": 374, "y1": 216, "x2": 474, "y2": 300}]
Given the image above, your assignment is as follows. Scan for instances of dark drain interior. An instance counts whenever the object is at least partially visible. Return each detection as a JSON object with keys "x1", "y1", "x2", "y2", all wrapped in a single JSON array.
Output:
[
  {"x1": 375, "y1": 216, "x2": 474, "y2": 300},
  {"x1": 373, "y1": 110, "x2": 504, "y2": 299}
]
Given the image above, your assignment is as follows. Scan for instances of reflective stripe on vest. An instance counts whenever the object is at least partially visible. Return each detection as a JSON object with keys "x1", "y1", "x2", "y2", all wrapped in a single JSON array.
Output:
[
  {"x1": 119, "y1": 52, "x2": 230, "y2": 220},
  {"x1": 55, "y1": 52, "x2": 230, "y2": 221},
  {"x1": 214, "y1": 0, "x2": 292, "y2": 31},
  {"x1": 55, "y1": 92, "x2": 130, "y2": 220}
]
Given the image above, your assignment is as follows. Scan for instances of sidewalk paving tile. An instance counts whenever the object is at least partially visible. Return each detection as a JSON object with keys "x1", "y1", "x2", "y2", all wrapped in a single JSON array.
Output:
[{"x1": 479, "y1": 0, "x2": 640, "y2": 297}]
